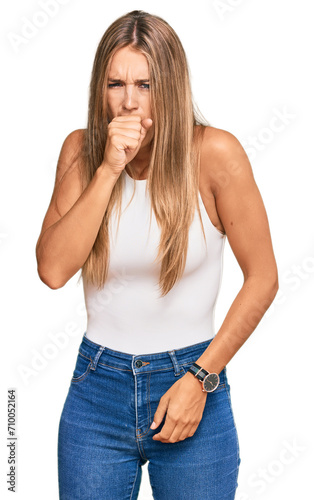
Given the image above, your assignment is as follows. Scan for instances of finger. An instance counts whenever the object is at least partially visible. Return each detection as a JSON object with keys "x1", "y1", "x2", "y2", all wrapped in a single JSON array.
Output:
[
  {"x1": 162, "y1": 415, "x2": 193, "y2": 443},
  {"x1": 160, "y1": 421, "x2": 196, "y2": 444},
  {"x1": 153, "y1": 415, "x2": 177, "y2": 442},
  {"x1": 141, "y1": 118, "x2": 153, "y2": 130},
  {"x1": 111, "y1": 115, "x2": 142, "y2": 124},
  {"x1": 139, "y1": 119, "x2": 153, "y2": 144},
  {"x1": 108, "y1": 121, "x2": 141, "y2": 134},
  {"x1": 111, "y1": 135, "x2": 140, "y2": 152},
  {"x1": 151, "y1": 397, "x2": 169, "y2": 430},
  {"x1": 108, "y1": 127, "x2": 141, "y2": 141},
  {"x1": 164, "y1": 424, "x2": 186, "y2": 443},
  {"x1": 179, "y1": 422, "x2": 196, "y2": 440}
]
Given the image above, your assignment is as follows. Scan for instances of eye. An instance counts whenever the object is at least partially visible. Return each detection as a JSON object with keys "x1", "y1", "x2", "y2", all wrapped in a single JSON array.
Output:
[
  {"x1": 108, "y1": 83, "x2": 122, "y2": 88},
  {"x1": 108, "y1": 83, "x2": 150, "y2": 89}
]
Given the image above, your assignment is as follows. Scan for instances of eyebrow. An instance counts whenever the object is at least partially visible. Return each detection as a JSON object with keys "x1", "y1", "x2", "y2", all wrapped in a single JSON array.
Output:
[{"x1": 108, "y1": 78, "x2": 150, "y2": 83}]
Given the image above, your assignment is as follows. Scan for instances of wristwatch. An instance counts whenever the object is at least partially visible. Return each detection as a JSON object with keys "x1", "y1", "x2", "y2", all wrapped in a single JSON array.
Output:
[{"x1": 187, "y1": 362, "x2": 220, "y2": 393}]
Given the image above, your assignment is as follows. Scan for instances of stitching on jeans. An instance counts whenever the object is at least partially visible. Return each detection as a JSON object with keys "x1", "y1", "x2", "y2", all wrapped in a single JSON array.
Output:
[
  {"x1": 138, "y1": 439, "x2": 148, "y2": 461},
  {"x1": 96, "y1": 362, "x2": 194, "y2": 373},
  {"x1": 78, "y1": 352, "x2": 221, "y2": 375},
  {"x1": 211, "y1": 382, "x2": 226, "y2": 392},
  {"x1": 129, "y1": 459, "x2": 140, "y2": 499},
  {"x1": 71, "y1": 362, "x2": 92, "y2": 383},
  {"x1": 136, "y1": 373, "x2": 152, "y2": 439},
  {"x1": 225, "y1": 383, "x2": 241, "y2": 468}
]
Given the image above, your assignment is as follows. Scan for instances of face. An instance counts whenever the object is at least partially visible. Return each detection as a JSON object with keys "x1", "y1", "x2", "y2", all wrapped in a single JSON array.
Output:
[{"x1": 106, "y1": 46, "x2": 154, "y2": 148}]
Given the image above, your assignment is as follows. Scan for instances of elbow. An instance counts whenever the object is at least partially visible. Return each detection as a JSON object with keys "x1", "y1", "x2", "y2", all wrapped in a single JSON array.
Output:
[
  {"x1": 269, "y1": 263, "x2": 279, "y2": 296},
  {"x1": 273, "y1": 271, "x2": 279, "y2": 294},
  {"x1": 267, "y1": 272, "x2": 279, "y2": 303},
  {"x1": 37, "y1": 263, "x2": 65, "y2": 290},
  {"x1": 246, "y1": 268, "x2": 279, "y2": 305},
  {"x1": 36, "y1": 244, "x2": 66, "y2": 289},
  {"x1": 261, "y1": 269, "x2": 279, "y2": 300}
]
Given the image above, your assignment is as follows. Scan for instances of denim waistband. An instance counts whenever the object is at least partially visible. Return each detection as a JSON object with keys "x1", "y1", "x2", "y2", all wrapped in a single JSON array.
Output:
[{"x1": 79, "y1": 331, "x2": 220, "y2": 376}]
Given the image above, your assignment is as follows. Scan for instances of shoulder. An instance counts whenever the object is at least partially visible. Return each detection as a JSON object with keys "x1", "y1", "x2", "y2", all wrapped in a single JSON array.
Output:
[
  {"x1": 61, "y1": 128, "x2": 86, "y2": 157},
  {"x1": 36, "y1": 129, "x2": 87, "y2": 245},
  {"x1": 200, "y1": 125, "x2": 243, "y2": 155},
  {"x1": 54, "y1": 128, "x2": 87, "y2": 198},
  {"x1": 198, "y1": 125, "x2": 253, "y2": 196},
  {"x1": 56, "y1": 128, "x2": 86, "y2": 179}
]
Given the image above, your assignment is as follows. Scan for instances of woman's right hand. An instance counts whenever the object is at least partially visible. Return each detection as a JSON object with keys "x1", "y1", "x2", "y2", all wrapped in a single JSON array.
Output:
[{"x1": 102, "y1": 115, "x2": 153, "y2": 177}]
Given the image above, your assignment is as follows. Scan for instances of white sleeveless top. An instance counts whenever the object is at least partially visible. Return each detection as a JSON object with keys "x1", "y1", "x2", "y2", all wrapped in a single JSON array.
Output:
[{"x1": 83, "y1": 169, "x2": 226, "y2": 355}]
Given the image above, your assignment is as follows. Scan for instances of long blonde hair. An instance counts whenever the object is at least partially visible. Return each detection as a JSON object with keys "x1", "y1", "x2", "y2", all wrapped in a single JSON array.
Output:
[{"x1": 77, "y1": 10, "x2": 210, "y2": 297}]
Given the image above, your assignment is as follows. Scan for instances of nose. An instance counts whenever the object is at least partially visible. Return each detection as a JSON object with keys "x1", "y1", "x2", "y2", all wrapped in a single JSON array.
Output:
[{"x1": 122, "y1": 84, "x2": 139, "y2": 110}]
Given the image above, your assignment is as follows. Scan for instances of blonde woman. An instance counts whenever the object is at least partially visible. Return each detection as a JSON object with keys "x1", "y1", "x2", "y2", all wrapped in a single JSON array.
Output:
[{"x1": 36, "y1": 10, "x2": 278, "y2": 500}]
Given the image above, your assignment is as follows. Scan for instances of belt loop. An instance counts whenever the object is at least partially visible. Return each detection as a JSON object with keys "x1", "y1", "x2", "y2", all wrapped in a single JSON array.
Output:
[
  {"x1": 168, "y1": 350, "x2": 181, "y2": 376},
  {"x1": 90, "y1": 346, "x2": 105, "y2": 371}
]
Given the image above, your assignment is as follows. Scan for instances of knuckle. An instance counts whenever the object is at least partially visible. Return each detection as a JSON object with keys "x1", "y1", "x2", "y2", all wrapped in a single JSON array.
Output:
[
  {"x1": 168, "y1": 415, "x2": 178, "y2": 423},
  {"x1": 128, "y1": 140, "x2": 137, "y2": 150}
]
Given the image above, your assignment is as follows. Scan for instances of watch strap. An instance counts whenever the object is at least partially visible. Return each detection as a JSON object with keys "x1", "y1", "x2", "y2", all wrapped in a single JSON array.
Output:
[{"x1": 187, "y1": 362, "x2": 209, "y2": 381}]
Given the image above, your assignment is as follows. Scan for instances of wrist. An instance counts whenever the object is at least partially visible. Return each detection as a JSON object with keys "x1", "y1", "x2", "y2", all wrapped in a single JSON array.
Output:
[
  {"x1": 185, "y1": 370, "x2": 206, "y2": 392},
  {"x1": 97, "y1": 163, "x2": 121, "y2": 183},
  {"x1": 187, "y1": 362, "x2": 220, "y2": 393}
]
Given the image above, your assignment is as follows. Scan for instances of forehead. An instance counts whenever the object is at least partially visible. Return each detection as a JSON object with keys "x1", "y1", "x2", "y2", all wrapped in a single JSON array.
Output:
[{"x1": 109, "y1": 46, "x2": 149, "y2": 78}]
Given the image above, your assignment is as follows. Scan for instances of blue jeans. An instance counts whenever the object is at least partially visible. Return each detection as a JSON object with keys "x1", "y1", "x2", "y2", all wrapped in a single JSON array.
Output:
[{"x1": 58, "y1": 332, "x2": 240, "y2": 499}]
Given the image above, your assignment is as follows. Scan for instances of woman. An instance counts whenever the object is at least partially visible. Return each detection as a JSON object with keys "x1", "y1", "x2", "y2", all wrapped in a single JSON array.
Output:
[{"x1": 36, "y1": 10, "x2": 278, "y2": 500}]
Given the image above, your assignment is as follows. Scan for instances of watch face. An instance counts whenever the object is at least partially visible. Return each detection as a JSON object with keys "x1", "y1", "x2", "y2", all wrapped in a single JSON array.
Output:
[{"x1": 203, "y1": 373, "x2": 219, "y2": 392}]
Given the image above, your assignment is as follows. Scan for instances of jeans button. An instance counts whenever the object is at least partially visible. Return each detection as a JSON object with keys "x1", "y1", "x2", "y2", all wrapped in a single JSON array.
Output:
[{"x1": 135, "y1": 359, "x2": 143, "y2": 368}]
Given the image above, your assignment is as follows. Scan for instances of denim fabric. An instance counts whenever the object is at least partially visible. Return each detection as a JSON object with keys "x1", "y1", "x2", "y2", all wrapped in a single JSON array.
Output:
[{"x1": 58, "y1": 332, "x2": 240, "y2": 499}]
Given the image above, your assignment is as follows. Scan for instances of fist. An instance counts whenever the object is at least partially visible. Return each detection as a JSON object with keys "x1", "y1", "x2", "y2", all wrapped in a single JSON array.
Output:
[{"x1": 103, "y1": 115, "x2": 153, "y2": 177}]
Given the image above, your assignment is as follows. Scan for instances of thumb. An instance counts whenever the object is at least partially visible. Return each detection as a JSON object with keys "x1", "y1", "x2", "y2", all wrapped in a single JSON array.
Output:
[
  {"x1": 150, "y1": 398, "x2": 168, "y2": 429},
  {"x1": 139, "y1": 118, "x2": 153, "y2": 142},
  {"x1": 142, "y1": 117, "x2": 153, "y2": 130}
]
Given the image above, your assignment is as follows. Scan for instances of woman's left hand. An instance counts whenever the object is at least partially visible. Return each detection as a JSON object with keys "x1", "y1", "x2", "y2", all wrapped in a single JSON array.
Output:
[{"x1": 150, "y1": 372, "x2": 207, "y2": 443}]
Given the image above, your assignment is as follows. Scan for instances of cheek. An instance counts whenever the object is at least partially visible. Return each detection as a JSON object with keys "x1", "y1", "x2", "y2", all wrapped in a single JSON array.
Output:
[
  {"x1": 143, "y1": 98, "x2": 152, "y2": 117},
  {"x1": 106, "y1": 97, "x2": 116, "y2": 119}
]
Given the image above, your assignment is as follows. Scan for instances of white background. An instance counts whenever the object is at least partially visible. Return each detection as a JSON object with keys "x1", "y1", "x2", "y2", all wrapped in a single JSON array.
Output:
[{"x1": 1, "y1": 0, "x2": 313, "y2": 498}]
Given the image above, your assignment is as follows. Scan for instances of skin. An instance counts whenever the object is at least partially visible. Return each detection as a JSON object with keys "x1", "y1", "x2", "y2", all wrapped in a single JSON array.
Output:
[
  {"x1": 105, "y1": 46, "x2": 154, "y2": 179},
  {"x1": 105, "y1": 47, "x2": 278, "y2": 443},
  {"x1": 37, "y1": 45, "x2": 278, "y2": 444},
  {"x1": 151, "y1": 127, "x2": 279, "y2": 442}
]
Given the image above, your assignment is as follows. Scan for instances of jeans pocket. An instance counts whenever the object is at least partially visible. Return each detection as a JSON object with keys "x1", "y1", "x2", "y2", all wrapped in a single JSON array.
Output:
[{"x1": 71, "y1": 351, "x2": 92, "y2": 384}]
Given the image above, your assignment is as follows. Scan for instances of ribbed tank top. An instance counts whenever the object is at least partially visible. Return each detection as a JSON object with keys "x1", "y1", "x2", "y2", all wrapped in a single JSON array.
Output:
[{"x1": 83, "y1": 168, "x2": 226, "y2": 355}]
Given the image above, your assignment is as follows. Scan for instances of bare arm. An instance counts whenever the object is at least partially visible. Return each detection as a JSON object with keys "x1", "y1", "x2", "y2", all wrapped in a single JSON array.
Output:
[
  {"x1": 36, "y1": 117, "x2": 153, "y2": 289},
  {"x1": 195, "y1": 127, "x2": 279, "y2": 373},
  {"x1": 151, "y1": 126, "x2": 279, "y2": 444},
  {"x1": 35, "y1": 129, "x2": 119, "y2": 289}
]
